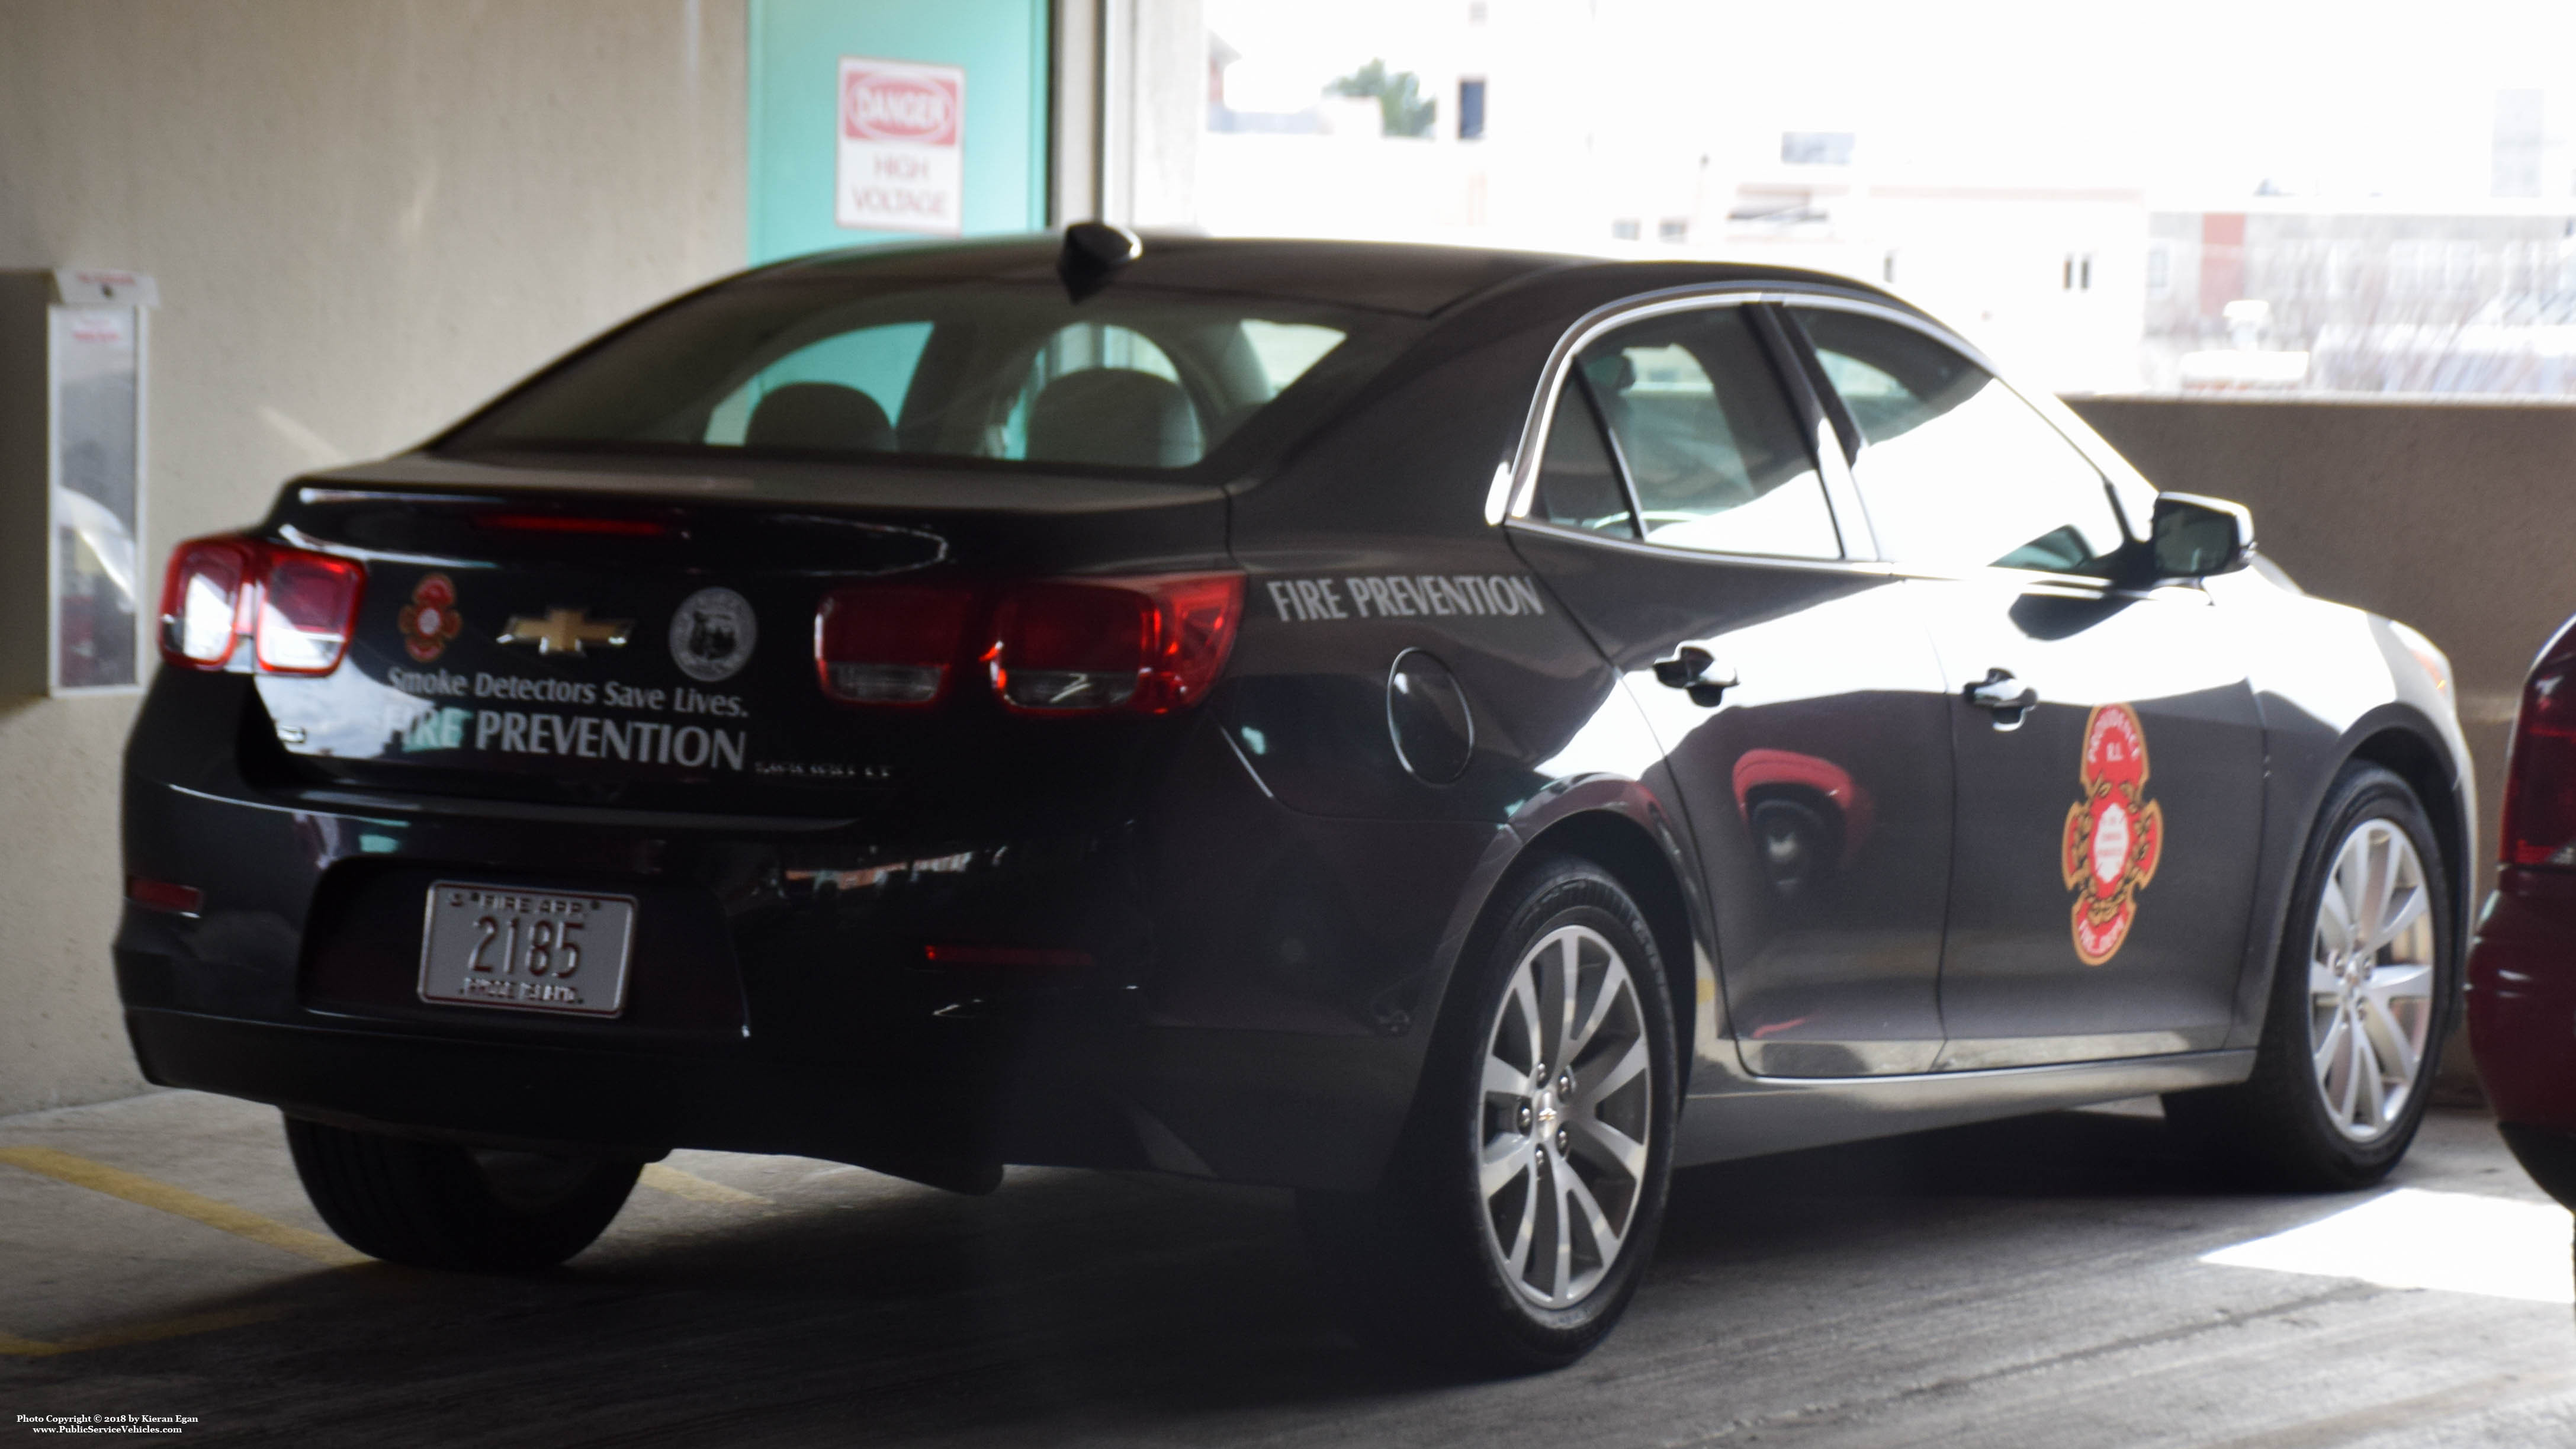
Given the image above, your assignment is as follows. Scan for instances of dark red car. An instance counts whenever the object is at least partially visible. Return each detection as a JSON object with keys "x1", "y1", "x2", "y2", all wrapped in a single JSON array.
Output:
[{"x1": 2469, "y1": 615, "x2": 2576, "y2": 1207}]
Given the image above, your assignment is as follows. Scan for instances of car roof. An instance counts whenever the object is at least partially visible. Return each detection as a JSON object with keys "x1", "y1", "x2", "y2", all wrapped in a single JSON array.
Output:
[{"x1": 747, "y1": 232, "x2": 1903, "y2": 320}]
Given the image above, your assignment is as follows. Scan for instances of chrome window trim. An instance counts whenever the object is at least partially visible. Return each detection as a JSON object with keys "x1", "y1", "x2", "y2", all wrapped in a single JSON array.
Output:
[
  {"x1": 1503, "y1": 515, "x2": 1904, "y2": 580},
  {"x1": 1503, "y1": 282, "x2": 1874, "y2": 563},
  {"x1": 1877, "y1": 557, "x2": 2216, "y2": 606},
  {"x1": 1505, "y1": 516, "x2": 2202, "y2": 605},
  {"x1": 1804, "y1": 385, "x2": 1877, "y2": 561}
]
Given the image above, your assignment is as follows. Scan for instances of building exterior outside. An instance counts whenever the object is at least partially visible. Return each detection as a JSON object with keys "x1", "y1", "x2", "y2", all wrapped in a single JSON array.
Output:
[
  {"x1": 1199, "y1": 5, "x2": 2150, "y2": 391},
  {"x1": 1199, "y1": 5, "x2": 2576, "y2": 398},
  {"x1": 2146, "y1": 204, "x2": 2576, "y2": 395}
]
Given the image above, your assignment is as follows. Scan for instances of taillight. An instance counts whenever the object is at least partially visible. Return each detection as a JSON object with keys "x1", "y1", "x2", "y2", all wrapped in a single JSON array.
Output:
[
  {"x1": 126, "y1": 876, "x2": 205, "y2": 915},
  {"x1": 476, "y1": 512, "x2": 674, "y2": 537},
  {"x1": 924, "y1": 943, "x2": 1095, "y2": 968},
  {"x1": 815, "y1": 583, "x2": 979, "y2": 706},
  {"x1": 158, "y1": 536, "x2": 258, "y2": 666},
  {"x1": 254, "y1": 549, "x2": 365, "y2": 674},
  {"x1": 990, "y1": 573, "x2": 1244, "y2": 715},
  {"x1": 156, "y1": 535, "x2": 365, "y2": 676},
  {"x1": 2501, "y1": 620, "x2": 2576, "y2": 868}
]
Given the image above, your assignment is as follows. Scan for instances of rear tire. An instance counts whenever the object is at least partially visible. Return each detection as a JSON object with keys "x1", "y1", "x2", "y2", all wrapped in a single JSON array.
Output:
[
  {"x1": 284, "y1": 1116, "x2": 640, "y2": 1271},
  {"x1": 2164, "y1": 764, "x2": 2454, "y2": 1190},
  {"x1": 1299, "y1": 856, "x2": 1677, "y2": 1375}
]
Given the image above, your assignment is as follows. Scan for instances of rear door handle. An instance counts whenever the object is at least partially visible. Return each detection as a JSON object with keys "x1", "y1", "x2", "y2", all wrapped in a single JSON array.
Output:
[
  {"x1": 1965, "y1": 667, "x2": 2038, "y2": 725},
  {"x1": 1652, "y1": 646, "x2": 1739, "y2": 707}
]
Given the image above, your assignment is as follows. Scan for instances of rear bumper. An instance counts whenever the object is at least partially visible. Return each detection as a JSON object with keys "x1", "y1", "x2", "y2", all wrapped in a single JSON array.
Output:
[
  {"x1": 2467, "y1": 873, "x2": 2576, "y2": 1208},
  {"x1": 126, "y1": 1005, "x2": 939, "y2": 1166},
  {"x1": 2466, "y1": 875, "x2": 2576, "y2": 1139},
  {"x1": 120, "y1": 1002, "x2": 1413, "y2": 1191},
  {"x1": 2496, "y1": 1122, "x2": 2576, "y2": 1211},
  {"x1": 117, "y1": 672, "x2": 1501, "y2": 1193}
]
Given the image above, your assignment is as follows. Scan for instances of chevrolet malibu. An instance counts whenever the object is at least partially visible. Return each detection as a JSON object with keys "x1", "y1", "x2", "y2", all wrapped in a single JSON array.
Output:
[{"x1": 119, "y1": 227, "x2": 2474, "y2": 1370}]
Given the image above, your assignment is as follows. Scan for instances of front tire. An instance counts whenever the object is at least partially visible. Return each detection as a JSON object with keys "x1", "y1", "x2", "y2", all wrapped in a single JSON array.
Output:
[
  {"x1": 2165, "y1": 763, "x2": 2454, "y2": 1190},
  {"x1": 1300, "y1": 856, "x2": 1677, "y2": 1374},
  {"x1": 285, "y1": 1116, "x2": 640, "y2": 1271}
]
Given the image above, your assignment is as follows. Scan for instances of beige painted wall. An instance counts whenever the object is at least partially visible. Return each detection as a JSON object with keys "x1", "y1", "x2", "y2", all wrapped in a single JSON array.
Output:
[{"x1": 0, "y1": 0, "x2": 747, "y2": 1114}]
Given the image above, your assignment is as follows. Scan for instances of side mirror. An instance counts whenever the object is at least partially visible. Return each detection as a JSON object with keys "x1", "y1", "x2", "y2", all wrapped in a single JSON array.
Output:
[{"x1": 2150, "y1": 493, "x2": 2254, "y2": 580}]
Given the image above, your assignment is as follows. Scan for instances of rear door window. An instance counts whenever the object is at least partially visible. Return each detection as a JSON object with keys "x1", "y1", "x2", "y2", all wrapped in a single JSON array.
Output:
[
  {"x1": 1793, "y1": 307, "x2": 2127, "y2": 577},
  {"x1": 1569, "y1": 308, "x2": 1841, "y2": 560},
  {"x1": 1533, "y1": 382, "x2": 1637, "y2": 538}
]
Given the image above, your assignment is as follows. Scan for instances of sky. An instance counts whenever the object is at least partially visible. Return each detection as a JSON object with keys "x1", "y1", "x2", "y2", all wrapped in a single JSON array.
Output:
[{"x1": 1203, "y1": 0, "x2": 2576, "y2": 203}]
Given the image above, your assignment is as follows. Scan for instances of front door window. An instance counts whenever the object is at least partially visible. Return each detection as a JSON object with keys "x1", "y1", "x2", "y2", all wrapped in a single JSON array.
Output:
[{"x1": 1798, "y1": 308, "x2": 2127, "y2": 577}]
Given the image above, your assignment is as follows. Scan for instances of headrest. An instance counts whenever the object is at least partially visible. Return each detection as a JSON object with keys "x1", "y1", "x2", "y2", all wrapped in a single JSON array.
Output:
[
  {"x1": 744, "y1": 383, "x2": 894, "y2": 452},
  {"x1": 1581, "y1": 353, "x2": 1638, "y2": 396},
  {"x1": 1024, "y1": 369, "x2": 1203, "y2": 469}
]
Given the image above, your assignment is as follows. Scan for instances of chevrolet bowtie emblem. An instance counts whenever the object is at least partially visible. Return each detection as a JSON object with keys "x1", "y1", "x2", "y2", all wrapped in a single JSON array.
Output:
[{"x1": 498, "y1": 608, "x2": 631, "y2": 656}]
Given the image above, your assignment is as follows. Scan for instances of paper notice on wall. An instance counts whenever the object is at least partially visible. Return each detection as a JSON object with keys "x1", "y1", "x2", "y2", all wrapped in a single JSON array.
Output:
[{"x1": 836, "y1": 58, "x2": 965, "y2": 235}]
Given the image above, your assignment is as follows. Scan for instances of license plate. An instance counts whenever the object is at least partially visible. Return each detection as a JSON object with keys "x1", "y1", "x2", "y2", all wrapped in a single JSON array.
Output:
[{"x1": 417, "y1": 883, "x2": 637, "y2": 1017}]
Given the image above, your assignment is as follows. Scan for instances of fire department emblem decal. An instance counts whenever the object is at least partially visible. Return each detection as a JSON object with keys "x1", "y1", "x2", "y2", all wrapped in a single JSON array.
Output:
[
  {"x1": 2061, "y1": 703, "x2": 2163, "y2": 966},
  {"x1": 399, "y1": 573, "x2": 463, "y2": 663}
]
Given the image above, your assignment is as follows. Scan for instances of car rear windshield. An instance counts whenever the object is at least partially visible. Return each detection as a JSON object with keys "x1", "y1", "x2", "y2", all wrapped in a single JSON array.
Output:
[{"x1": 439, "y1": 274, "x2": 1420, "y2": 478}]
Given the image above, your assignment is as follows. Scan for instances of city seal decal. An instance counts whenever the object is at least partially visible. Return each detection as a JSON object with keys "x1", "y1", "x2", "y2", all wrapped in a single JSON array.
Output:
[
  {"x1": 670, "y1": 586, "x2": 756, "y2": 682},
  {"x1": 2061, "y1": 703, "x2": 2163, "y2": 966},
  {"x1": 399, "y1": 573, "x2": 463, "y2": 663}
]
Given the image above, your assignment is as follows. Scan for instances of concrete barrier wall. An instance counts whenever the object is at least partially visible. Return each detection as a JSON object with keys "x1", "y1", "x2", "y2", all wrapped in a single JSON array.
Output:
[
  {"x1": 0, "y1": 1, "x2": 747, "y2": 1115},
  {"x1": 2066, "y1": 394, "x2": 2576, "y2": 905}
]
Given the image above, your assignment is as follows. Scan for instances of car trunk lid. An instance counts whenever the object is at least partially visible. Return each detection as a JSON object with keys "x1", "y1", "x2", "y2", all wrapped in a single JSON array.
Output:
[{"x1": 248, "y1": 452, "x2": 1232, "y2": 823}]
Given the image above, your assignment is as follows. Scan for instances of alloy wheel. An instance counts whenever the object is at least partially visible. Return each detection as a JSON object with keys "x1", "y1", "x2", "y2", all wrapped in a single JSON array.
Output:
[
  {"x1": 2307, "y1": 817, "x2": 2437, "y2": 1141},
  {"x1": 1477, "y1": 923, "x2": 1653, "y2": 1309}
]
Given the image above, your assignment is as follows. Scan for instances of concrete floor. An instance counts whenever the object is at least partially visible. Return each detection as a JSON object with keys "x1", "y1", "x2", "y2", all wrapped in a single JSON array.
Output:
[{"x1": 2, "y1": 1092, "x2": 2570, "y2": 1447}]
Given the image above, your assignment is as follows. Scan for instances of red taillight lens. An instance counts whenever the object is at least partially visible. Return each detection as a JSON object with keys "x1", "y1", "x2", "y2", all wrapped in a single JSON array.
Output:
[
  {"x1": 126, "y1": 876, "x2": 205, "y2": 915},
  {"x1": 815, "y1": 583, "x2": 979, "y2": 706},
  {"x1": 2503, "y1": 624, "x2": 2576, "y2": 869},
  {"x1": 924, "y1": 944, "x2": 1096, "y2": 968},
  {"x1": 253, "y1": 548, "x2": 367, "y2": 675},
  {"x1": 477, "y1": 512, "x2": 674, "y2": 536},
  {"x1": 157, "y1": 535, "x2": 364, "y2": 676},
  {"x1": 990, "y1": 573, "x2": 1244, "y2": 715},
  {"x1": 158, "y1": 536, "x2": 258, "y2": 667}
]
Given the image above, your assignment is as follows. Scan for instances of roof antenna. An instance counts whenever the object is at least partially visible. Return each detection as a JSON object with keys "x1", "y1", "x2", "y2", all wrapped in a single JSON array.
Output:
[{"x1": 1058, "y1": 221, "x2": 1142, "y2": 301}]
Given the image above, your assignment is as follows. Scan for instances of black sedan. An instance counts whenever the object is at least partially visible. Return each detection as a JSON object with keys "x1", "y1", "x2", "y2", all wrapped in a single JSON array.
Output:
[{"x1": 120, "y1": 227, "x2": 2472, "y2": 1370}]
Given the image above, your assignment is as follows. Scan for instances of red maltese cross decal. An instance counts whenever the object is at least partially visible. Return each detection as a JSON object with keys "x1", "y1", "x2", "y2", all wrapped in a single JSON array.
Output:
[
  {"x1": 2061, "y1": 703, "x2": 2164, "y2": 966},
  {"x1": 399, "y1": 573, "x2": 463, "y2": 663}
]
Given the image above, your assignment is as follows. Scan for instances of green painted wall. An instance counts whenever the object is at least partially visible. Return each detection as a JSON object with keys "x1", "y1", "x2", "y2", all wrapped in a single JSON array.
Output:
[{"x1": 747, "y1": 0, "x2": 1050, "y2": 264}]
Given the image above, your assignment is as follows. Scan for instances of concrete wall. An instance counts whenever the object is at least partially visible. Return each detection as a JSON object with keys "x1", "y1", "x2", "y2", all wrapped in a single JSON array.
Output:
[
  {"x1": 0, "y1": 0, "x2": 748, "y2": 1114},
  {"x1": 2066, "y1": 394, "x2": 2576, "y2": 902}
]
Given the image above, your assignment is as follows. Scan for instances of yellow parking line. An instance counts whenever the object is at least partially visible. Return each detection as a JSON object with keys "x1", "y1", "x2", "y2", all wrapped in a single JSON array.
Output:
[
  {"x1": 0, "y1": 1306, "x2": 286, "y2": 1358},
  {"x1": 0, "y1": 1146, "x2": 370, "y2": 1267},
  {"x1": 639, "y1": 1162, "x2": 771, "y2": 1206}
]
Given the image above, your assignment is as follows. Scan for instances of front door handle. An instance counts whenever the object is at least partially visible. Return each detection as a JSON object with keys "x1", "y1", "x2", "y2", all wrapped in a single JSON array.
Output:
[
  {"x1": 1652, "y1": 646, "x2": 1739, "y2": 707},
  {"x1": 1965, "y1": 667, "x2": 2038, "y2": 725}
]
